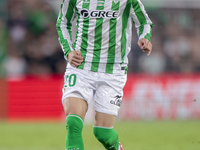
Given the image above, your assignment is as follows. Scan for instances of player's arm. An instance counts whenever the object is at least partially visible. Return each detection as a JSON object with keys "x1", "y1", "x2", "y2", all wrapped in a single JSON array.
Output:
[
  {"x1": 56, "y1": 0, "x2": 80, "y2": 62},
  {"x1": 131, "y1": 0, "x2": 153, "y2": 56}
]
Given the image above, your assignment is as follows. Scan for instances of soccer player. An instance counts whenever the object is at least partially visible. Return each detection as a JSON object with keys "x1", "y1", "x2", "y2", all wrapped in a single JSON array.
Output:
[{"x1": 56, "y1": 0, "x2": 153, "y2": 149}]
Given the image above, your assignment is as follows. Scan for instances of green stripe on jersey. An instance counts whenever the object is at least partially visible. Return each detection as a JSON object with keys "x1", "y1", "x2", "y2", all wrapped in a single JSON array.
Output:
[
  {"x1": 106, "y1": 1, "x2": 120, "y2": 74},
  {"x1": 77, "y1": 1, "x2": 90, "y2": 69},
  {"x1": 132, "y1": 0, "x2": 147, "y2": 37},
  {"x1": 65, "y1": 0, "x2": 77, "y2": 40},
  {"x1": 73, "y1": 15, "x2": 79, "y2": 49},
  {"x1": 56, "y1": 1, "x2": 70, "y2": 56},
  {"x1": 91, "y1": 1, "x2": 105, "y2": 72},
  {"x1": 121, "y1": 1, "x2": 131, "y2": 64}
]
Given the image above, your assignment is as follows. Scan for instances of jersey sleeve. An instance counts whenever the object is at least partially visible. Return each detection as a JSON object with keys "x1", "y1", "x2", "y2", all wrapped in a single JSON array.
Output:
[
  {"x1": 56, "y1": 0, "x2": 77, "y2": 59},
  {"x1": 130, "y1": 0, "x2": 153, "y2": 42}
]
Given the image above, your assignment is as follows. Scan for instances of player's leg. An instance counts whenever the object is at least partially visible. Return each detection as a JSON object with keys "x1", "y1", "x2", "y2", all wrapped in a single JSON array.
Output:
[
  {"x1": 63, "y1": 97, "x2": 88, "y2": 150},
  {"x1": 93, "y1": 112, "x2": 121, "y2": 150},
  {"x1": 63, "y1": 97, "x2": 88, "y2": 119},
  {"x1": 62, "y1": 67, "x2": 93, "y2": 150},
  {"x1": 92, "y1": 72, "x2": 126, "y2": 150},
  {"x1": 62, "y1": 66, "x2": 93, "y2": 150}
]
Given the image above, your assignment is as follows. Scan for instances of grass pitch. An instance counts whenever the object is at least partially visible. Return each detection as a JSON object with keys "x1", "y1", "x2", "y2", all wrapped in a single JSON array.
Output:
[{"x1": 0, "y1": 120, "x2": 200, "y2": 150}]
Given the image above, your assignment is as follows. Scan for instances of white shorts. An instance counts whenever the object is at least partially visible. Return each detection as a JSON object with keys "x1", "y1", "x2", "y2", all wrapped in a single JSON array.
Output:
[{"x1": 62, "y1": 66, "x2": 127, "y2": 116}]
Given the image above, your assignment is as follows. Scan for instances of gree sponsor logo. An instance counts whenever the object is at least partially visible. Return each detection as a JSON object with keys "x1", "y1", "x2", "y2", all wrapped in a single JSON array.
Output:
[{"x1": 80, "y1": 9, "x2": 119, "y2": 18}]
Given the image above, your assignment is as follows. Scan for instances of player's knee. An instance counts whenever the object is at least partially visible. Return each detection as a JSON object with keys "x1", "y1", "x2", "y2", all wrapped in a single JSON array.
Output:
[
  {"x1": 93, "y1": 126, "x2": 118, "y2": 148},
  {"x1": 66, "y1": 114, "x2": 83, "y2": 134},
  {"x1": 93, "y1": 128, "x2": 107, "y2": 143}
]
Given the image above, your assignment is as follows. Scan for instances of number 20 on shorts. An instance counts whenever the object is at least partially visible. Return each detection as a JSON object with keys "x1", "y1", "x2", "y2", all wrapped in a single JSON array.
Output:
[{"x1": 65, "y1": 74, "x2": 77, "y2": 87}]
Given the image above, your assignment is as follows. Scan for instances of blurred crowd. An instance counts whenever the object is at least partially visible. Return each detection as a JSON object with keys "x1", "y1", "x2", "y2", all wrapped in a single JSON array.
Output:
[
  {"x1": 129, "y1": 8, "x2": 200, "y2": 73},
  {"x1": 0, "y1": 0, "x2": 200, "y2": 76},
  {"x1": 3, "y1": 0, "x2": 65, "y2": 76}
]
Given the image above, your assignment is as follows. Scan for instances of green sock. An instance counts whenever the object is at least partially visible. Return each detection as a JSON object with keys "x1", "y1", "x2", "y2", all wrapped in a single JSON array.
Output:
[
  {"x1": 93, "y1": 126, "x2": 119, "y2": 150},
  {"x1": 65, "y1": 114, "x2": 84, "y2": 150}
]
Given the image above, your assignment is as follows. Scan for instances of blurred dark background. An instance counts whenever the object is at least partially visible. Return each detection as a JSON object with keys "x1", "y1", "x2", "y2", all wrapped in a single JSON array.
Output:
[{"x1": 1, "y1": 0, "x2": 65, "y2": 76}]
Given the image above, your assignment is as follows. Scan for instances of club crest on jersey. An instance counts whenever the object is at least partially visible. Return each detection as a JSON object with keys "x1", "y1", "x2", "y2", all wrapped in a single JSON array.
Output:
[
  {"x1": 97, "y1": 0, "x2": 104, "y2": 6},
  {"x1": 80, "y1": 9, "x2": 119, "y2": 18},
  {"x1": 113, "y1": 0, "x2": 119, "y2": 4}
]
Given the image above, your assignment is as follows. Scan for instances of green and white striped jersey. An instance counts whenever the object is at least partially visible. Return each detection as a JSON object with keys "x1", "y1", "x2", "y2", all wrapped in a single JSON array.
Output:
[{"x1": 56, "y1": 0, "x2": 153, "y2": 74}]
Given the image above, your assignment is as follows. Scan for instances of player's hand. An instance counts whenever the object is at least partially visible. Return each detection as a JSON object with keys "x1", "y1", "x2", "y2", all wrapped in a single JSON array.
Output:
[
  {"x1": 138, "y1": 38, "x2": 153, "y2": 56},
  {"x1": 67, "y1": 51, "x2": 83, "y2": 68}
]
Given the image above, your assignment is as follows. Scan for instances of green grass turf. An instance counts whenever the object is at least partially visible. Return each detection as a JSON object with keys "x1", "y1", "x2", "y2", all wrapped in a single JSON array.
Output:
[{"x1": 0, "y1": 121, "x2": 200, "y2": 150}]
